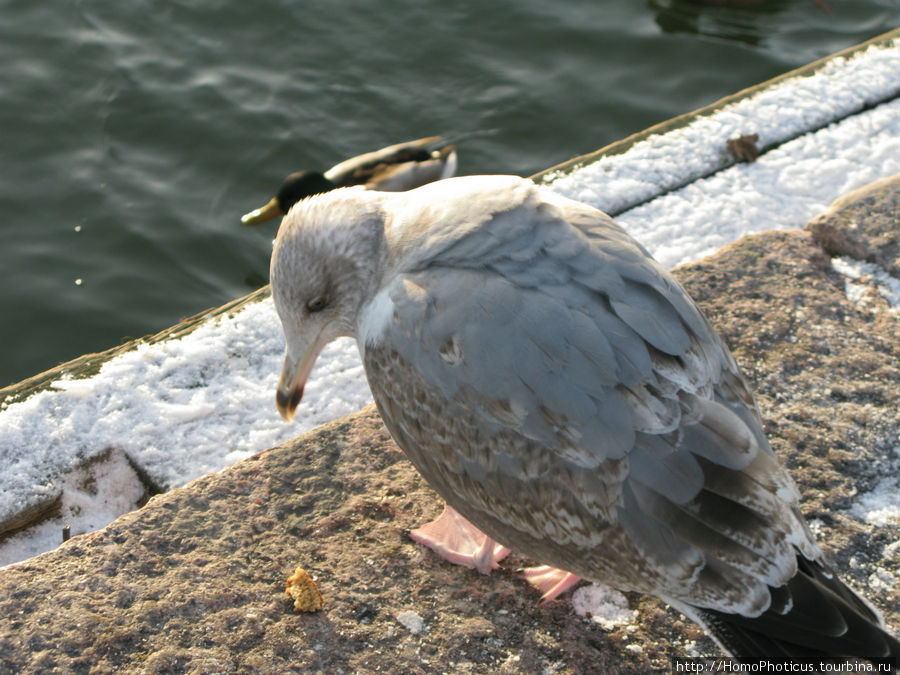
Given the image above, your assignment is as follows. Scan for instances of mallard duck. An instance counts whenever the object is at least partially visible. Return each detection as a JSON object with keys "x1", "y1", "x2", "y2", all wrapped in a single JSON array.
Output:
[{"x1": 240, "y1": 136, "x2": 457, "y2": 225}]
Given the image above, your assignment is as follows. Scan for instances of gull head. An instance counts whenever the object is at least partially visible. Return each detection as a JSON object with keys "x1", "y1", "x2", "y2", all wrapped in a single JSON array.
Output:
[{"x1": 270, "y1": 187, "x2": 385, "y2": 421}]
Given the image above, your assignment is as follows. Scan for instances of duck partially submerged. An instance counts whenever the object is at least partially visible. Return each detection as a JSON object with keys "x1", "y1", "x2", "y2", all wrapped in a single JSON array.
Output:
[{"x1": 241, "y1": 136, "x2": 457, "y2": 225}]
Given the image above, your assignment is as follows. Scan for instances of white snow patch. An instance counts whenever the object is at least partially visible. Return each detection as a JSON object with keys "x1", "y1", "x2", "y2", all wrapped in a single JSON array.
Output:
[
  {"x1": 544, "y1": 36, "x2": 900, "y2": 218},
  {"x1": 851, "y1": 485, "x2": 900, "y2": 527},
  {"x1": 572, "y1": 583, "x2": 637, "y2": 630},
  {"x1": 564, "y1": 96, "x2": 900, "y2": 270},
  {"x1": 831, "y1": 257, "x2": 900, "y2": 311},
  {"x1": 396, "y1": 610, "x2": 426, "y2": 635},
  {"x1": 0, "y1": 297, "x2": 371, "y2": 567},
  {"x1": 868, "y1": 568, "x2": 898, "y2": 595},
  {"x1": 849, "y1": 442, "x2": 900, "y2": 527},
  {"x1": 1, "y1": 448, "x2": 146, "y2": 566}
]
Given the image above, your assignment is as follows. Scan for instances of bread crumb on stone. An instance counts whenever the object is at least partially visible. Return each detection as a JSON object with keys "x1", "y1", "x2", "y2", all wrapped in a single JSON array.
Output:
[{"x1": 285, "y1": 567, "x2": 323, "y2": 612}]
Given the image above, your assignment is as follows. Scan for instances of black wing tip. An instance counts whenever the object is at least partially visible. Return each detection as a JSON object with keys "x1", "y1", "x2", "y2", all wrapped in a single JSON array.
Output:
[
  {"x1": 692, "y1": 555, "x2": 900, "y2": 665},
  {"x1": 698, "y1": 610, "x2": 899, "y2": 670}
]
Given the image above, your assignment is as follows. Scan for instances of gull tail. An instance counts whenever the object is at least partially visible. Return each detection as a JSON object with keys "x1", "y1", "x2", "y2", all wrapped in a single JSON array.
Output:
[{"x1": 683, "y1": 555, "x2": 900, "y2": 664}]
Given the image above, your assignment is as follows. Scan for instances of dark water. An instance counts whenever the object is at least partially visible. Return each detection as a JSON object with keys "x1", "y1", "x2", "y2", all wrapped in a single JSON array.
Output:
[{"x1": 1, "y1": 0, "x2": 897, "y2": 387}]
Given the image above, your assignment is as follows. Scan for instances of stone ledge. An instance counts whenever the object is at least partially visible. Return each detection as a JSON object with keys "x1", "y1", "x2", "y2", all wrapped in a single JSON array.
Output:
[
  {"x1": 0, "y1": 286, "x2": 272, "y2": 409},
  {"x1": 806, "y1": 173, "x2": 900, "y2": 277}
]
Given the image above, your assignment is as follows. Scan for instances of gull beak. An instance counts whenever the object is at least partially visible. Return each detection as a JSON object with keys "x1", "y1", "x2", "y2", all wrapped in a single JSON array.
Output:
[
  {"x1": 241, "y1": 197, "x2": 282, "y2": 226},
  {"x1": 275, "y1": 343, "x2": 322, "y2": 422}
]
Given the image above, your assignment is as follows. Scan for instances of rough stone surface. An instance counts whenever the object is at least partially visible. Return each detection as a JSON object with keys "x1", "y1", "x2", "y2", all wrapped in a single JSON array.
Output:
[
  {"x1": 1, "y1": 176, "x2": 899, "y2": 674},
  {"x1": 806, "y1": 173, "x2": 900, "y2": 277}
]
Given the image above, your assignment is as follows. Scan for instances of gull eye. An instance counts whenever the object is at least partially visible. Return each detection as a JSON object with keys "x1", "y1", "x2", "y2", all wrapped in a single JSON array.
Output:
[{"x1": 305, "y1": 295, "x2": 329, "y2": 313}]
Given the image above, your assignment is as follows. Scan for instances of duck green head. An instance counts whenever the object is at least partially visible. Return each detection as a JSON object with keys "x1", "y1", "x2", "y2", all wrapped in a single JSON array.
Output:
[{"x1": 241, "y1": 171, "x2": 338, "y2": 226}]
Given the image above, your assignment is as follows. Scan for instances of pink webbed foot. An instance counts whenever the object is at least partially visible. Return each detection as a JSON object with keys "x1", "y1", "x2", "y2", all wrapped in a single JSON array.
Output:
[
  {"x1": 409, "y1": 505, "x2": 511, "y2": 574},
  {"x1": 521, "y1": 565, "x2": 582, "y2": 603}
]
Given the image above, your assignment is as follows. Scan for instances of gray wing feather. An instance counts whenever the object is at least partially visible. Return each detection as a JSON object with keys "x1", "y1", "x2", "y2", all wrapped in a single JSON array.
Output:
[
  {"x1": 628, "y1": 438, "x2": 704, "y2": 504},
  {"x1": 369, "y1": 185, "x2": 820, "y2": 611},
  {"x1": 380, "y1": 192, "x2": 755, "y2": 468},
  {"x1": 385, "y1": 267, "x2": 637, "y2": 465},
  {"x1": 610, "y1": 280, "x2": 691, "y2": 355}
]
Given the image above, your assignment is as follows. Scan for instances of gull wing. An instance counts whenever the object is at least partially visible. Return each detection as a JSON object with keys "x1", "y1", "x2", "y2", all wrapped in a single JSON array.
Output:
[{"x1": 363, "y1": 186, "x2": 819, "y2": 615}]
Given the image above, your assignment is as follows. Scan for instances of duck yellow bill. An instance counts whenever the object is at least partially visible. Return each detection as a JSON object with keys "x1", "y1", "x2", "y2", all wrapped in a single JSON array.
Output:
[
  {"x1": 241, "y1": 197, "x2": 282, "y2": 226},
  {"x1": 275, "y1": 345, "x2": 322, "y2": 422}
]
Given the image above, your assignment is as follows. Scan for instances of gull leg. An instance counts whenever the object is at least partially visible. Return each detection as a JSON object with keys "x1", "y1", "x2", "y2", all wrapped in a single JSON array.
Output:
[
  {"x1": 521, "y1": 565, "x2": 582, "y2": 603},
  {"x1": 409, "y1": 504, "x2": 511, "y2": 574}
]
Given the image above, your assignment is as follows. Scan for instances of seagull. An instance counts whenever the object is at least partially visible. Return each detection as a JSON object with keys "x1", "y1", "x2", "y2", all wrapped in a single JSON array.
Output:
[
  {"x1": 241, "y1": 136, "x2": 457, "y2": 225},
  {"x1": 269, "y1": 175, "x2": 900, "y2": 661}
]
